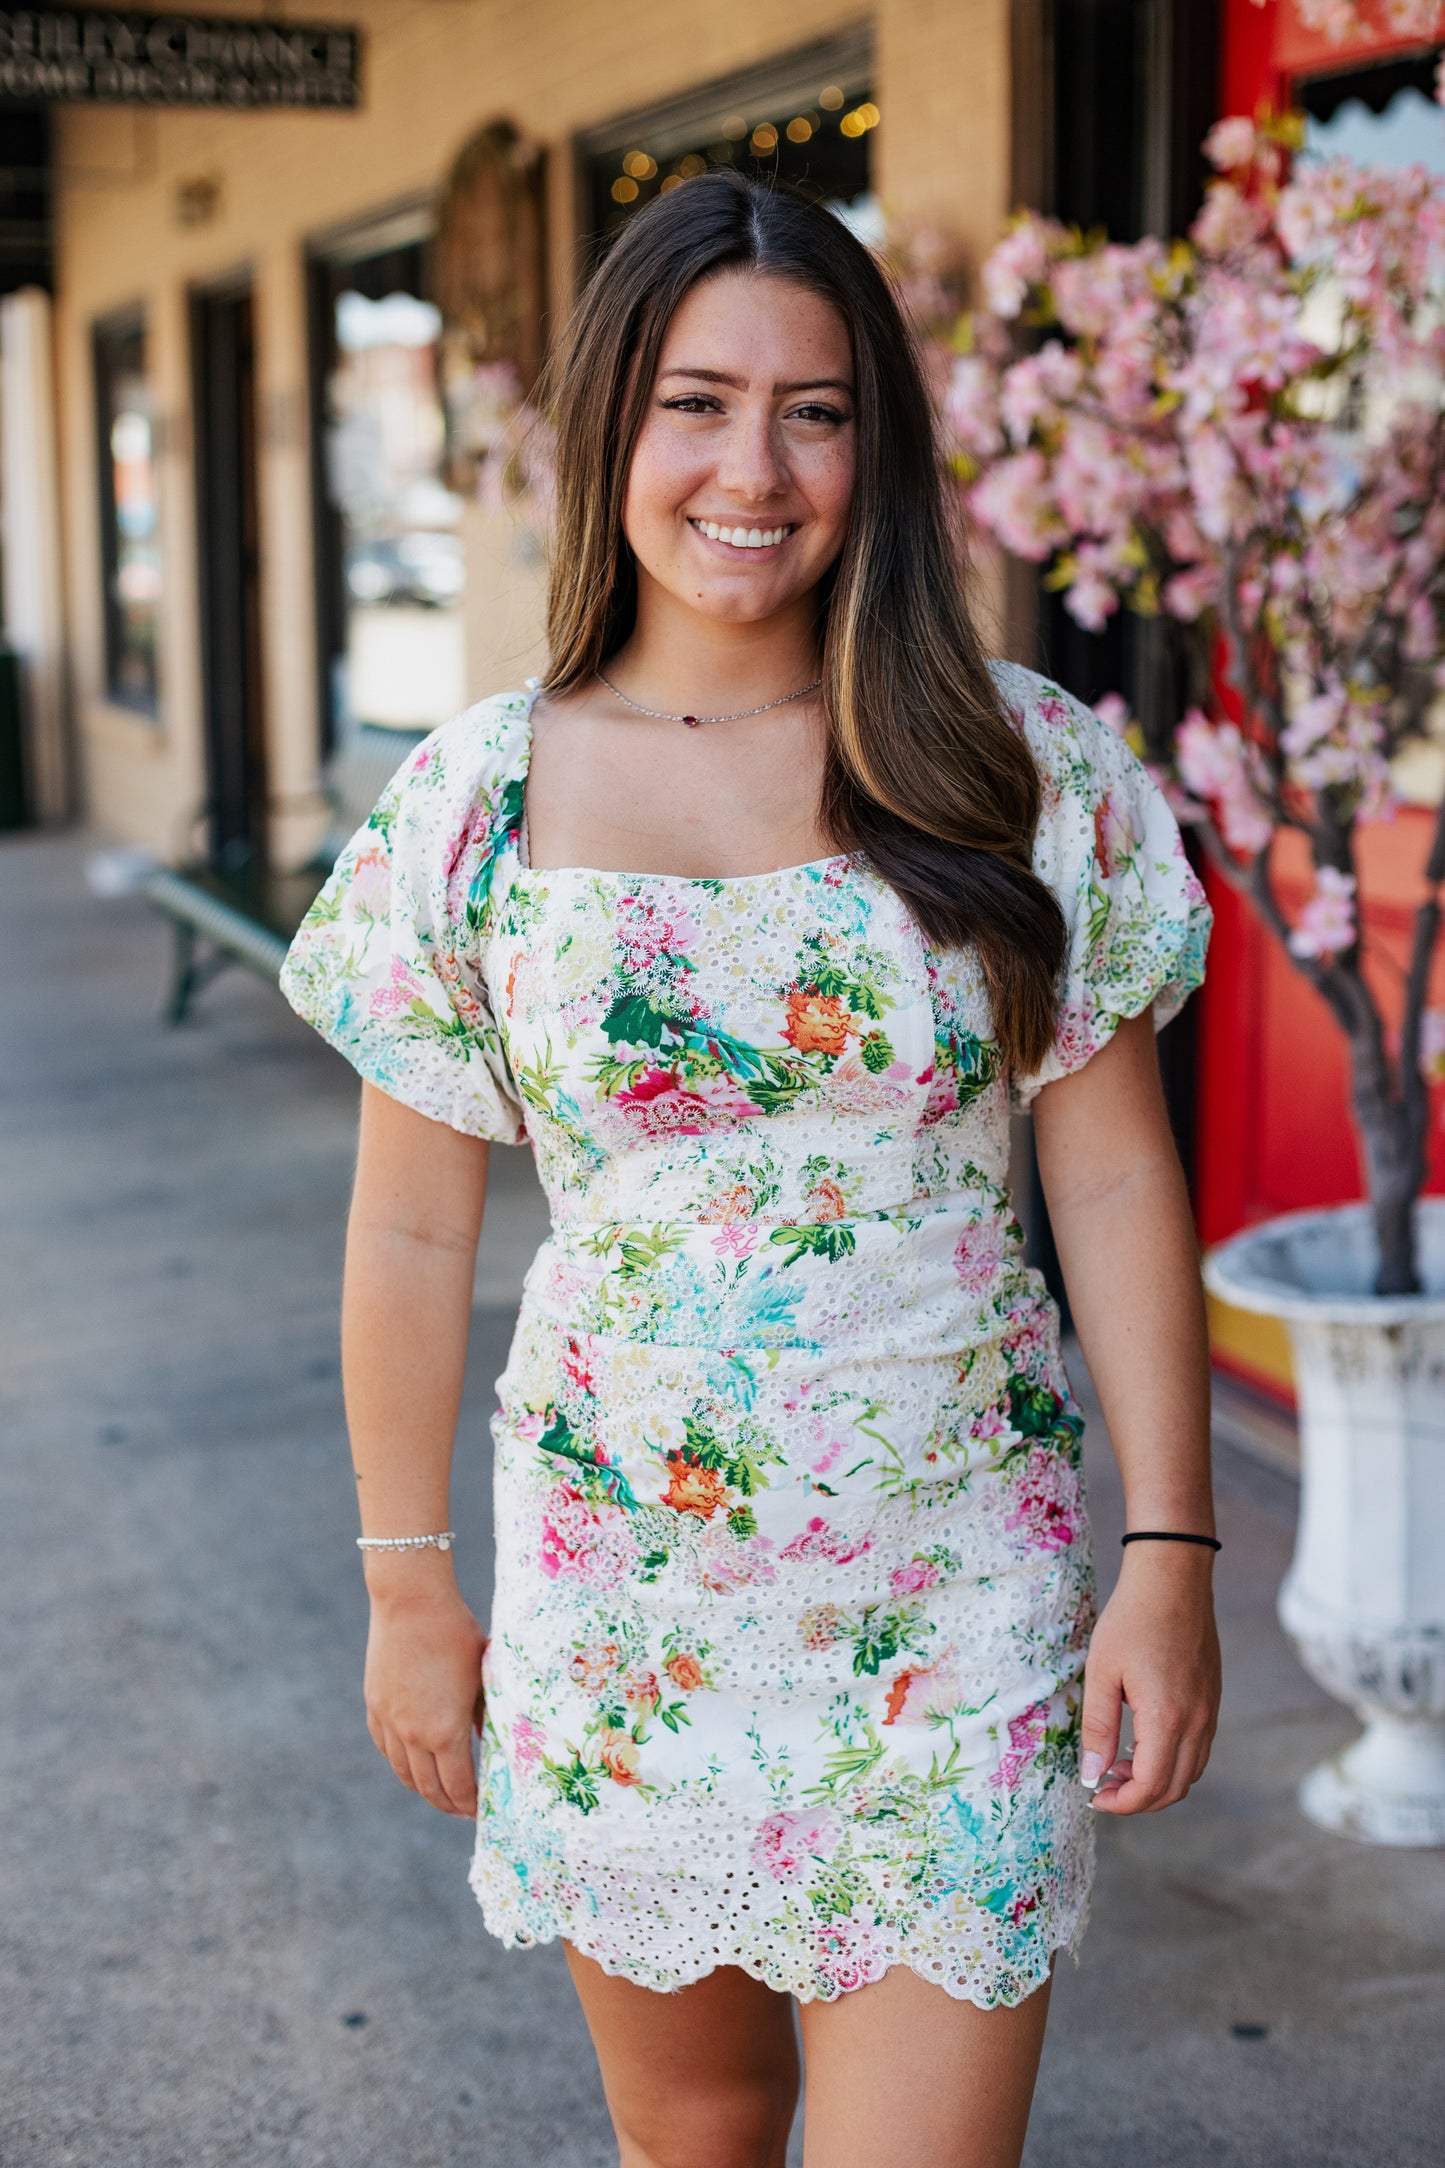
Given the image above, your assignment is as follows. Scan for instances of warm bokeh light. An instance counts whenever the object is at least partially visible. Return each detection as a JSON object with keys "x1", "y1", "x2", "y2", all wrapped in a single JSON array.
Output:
[
  {"x1": 622, "y1": 149, "x2": 657, "y2": 179},
  {"x1": 750, "y1": 121, "x2": 778, "y2": 153},
  {"x1": 818, "y1": 83, "x2": 844, "y2": 109},
  {"x1": 721, "y1": 113, "x2": 747, "y2": 140},
  {"x1": 610, "y1": 174, "x2": 639, "y2": 203},
  {"x1": 786, "y1": 115, "x2": 813, "y2": 142}
]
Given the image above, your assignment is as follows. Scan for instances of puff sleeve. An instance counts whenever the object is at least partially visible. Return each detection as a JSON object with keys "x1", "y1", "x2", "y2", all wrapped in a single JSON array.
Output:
[
  {"x1": 991, "y1": 662, "x2": 1213, "y2": 1108},
  {"x1": 279, "y1": 695, "x2": 530, "y2": 1143}
]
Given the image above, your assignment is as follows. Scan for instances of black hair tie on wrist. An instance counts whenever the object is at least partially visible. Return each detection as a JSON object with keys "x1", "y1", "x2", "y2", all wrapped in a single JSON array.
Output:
[{"x1": 1121, "y1": 1530, "x2": 1221, "y2": 1552}]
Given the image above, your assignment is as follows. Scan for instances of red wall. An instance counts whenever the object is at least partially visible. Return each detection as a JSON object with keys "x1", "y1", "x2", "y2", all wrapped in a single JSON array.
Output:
[{"x1": 1202, "y1": 3, "x2": 1445, "y2": 1394}]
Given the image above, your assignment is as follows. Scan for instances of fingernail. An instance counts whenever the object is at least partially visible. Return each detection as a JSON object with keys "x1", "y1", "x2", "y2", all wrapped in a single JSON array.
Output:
[{"x1": 1081, "y1": 1751, "x2": 1105, "y2": 1789}]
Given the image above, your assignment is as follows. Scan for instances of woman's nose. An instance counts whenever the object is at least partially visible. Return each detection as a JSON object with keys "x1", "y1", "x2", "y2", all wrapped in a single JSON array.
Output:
[{"x1": 713, "y1": 411, "x2": 786, "y2": 503}]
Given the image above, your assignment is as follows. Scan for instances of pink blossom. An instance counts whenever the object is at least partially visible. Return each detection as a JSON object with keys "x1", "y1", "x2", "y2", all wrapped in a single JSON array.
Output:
[
  {"x1": 1162, "y1": 564, "x2": 1218, "y2": 620},
  {"x1": 540, "y1": 1488, "x2": 640, "y2": 1589},
  {"x1": 815, "y1": 1916, "x2": 892, "y2": 1995},
  {"x1": 889, "y1": 1557, "x2": 941, "y2": 1597},
  {"x1": 1203, "y1": 117, "x2": 1257, "y2": 173},
  {"x1": 982, "y1": 217, "x2": 1050, "y2": 317},
  {"x1": 1289, "y1": 867, "x2": 1358, "y2": 960},
  {"x1": 616, "y1": 894, "x2": 696, "y2": 970},
  {"x1": 991, "y1": 1699, "x2": 1050, "y2": 1793},
  {"x1": 1175, "y1": 713, "x2": 1273, "y2": 856},
  {"x1": 1049, "y1": 1000, "x2": 1099, "y2": 1074},
  {"x1": 781, "y1": 1516, "x2": 873, "y2": 1566},
  {"x1": 883, "y1": 1658, "x2": 962, "y2": 1725},
  {"x1": 999, "y1": 342, "x2": 1085, "y2": 447},
  {"x1": 696, "y1": 1522, "x2": 776, "y2": 1595},
  {"x1": 1093, "y1": 693, "x2": 1132, "y2": 737},
  {"x1": 943, "y1": 355, "x2": 1004, "y2": 460},
  {"x1": 969, "y1": 450, "x2": 1064, "y2": 562},
  {"x1": 611, "y1": 1067, "x2": 762, "y2": 1136},
  {"x1": 952, "y1": 1217, "x2": 1011, "y2": 1297},
  {"x1": 1004, "y1": 1445, "x2": 1079, "y2": 1554},
  {"x1": 511, "y1": 1715, "x2": 547, "y2": 1772},
  {"x1": 348, "y1": 845, "x2": 391, "y2": 919},
  {"x1": 1281, "y1": 686, "x2": 1346, "y2": 760},
  {"x1": 711, "y1": 1222, "x2": 760, "y2": 1259},
  {"x1": 751, "y1": 1807, "x2": 843, "y2": 1885},
  {"x1": 368, "y1": 954, "x2": 428, "y2": 1018}
]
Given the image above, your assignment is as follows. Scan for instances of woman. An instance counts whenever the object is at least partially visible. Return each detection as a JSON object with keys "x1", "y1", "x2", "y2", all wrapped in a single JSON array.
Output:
[{"x1": 282, "y1": 173, "x2": 1219, "y2": 2168}]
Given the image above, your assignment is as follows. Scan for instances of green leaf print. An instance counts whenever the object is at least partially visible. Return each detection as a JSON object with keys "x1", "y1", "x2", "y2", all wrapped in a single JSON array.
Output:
[
  {"x1": 541, "y1": 1751, "x2": 601, "y2": 1814},
  {"x1": 859, "y1": 1031, "x2": 895, "y2": 1074},
  {"x1": 536, "y1": 1406, "x2": 640, "y2": 1512},
  {"x1": 769, "y1": 1223, "x2": 858, "y2": 1268},
  {"x1": 849, "y1": 1604, "x2": 932, "y2": 1677},
  {"x1": 805, "y1": 1724, "x2": 888, "y2": 1803},
  {"x1": 601, "y1": 992, "x2": 686, "y2": 1049}
]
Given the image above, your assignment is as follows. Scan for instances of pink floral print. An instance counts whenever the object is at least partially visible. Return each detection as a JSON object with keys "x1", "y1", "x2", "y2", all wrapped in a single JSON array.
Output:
[{"x1": 280, "y1": 663, "x2": 1209, "y2": 2009}]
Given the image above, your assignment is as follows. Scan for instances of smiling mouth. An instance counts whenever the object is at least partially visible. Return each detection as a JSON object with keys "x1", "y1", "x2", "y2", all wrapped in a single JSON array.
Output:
[{"x1": 688, "y1": 518, "x2": 795, "y2": 551}]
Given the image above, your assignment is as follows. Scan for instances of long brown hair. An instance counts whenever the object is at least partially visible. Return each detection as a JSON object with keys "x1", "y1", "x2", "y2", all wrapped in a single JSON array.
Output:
[{"x1": 543, "y1": 172, "x2": 1065, "y2": 1071}]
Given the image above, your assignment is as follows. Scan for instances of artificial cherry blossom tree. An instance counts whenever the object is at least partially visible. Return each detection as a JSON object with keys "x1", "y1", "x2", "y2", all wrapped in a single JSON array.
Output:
[{"x1": 940, "y1": 118, "x2": 1445, "y2": 1293}]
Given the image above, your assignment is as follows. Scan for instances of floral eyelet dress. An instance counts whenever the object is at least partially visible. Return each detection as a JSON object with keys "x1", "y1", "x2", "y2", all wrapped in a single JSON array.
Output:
[{"x1": 281, "y1": 661, "x2": 1210, "y2": 2009}]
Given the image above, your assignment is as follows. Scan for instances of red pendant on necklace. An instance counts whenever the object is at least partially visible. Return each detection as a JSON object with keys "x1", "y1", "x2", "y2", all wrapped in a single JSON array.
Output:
[{"x1": 682, "y1": 715, "x2": 699, "y2": 727}]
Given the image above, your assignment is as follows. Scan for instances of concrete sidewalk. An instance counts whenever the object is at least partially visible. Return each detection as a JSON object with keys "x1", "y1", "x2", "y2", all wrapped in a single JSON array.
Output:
[{"x1": 3, "y1": 830, "x2": 1443, "y2": 2168}]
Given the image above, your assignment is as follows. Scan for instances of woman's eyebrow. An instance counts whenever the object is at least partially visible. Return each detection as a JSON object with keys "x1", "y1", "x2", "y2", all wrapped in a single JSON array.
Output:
[{"x1": 658, "y1": 367, "x2": 854, "y2": 394}]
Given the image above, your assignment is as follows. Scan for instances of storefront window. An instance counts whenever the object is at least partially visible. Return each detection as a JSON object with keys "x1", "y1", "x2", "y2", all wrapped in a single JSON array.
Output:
[
  {"x1": 94, "y1": 311, "x2": 161, "y2": 713},
  {"x1": 1300, "y1": 47, "x2": 1445, "y2": 175},
  {"x1": 580, "y1": 35, "x2": 877, "y2": 256},
  {"x1": 312, "y1": 236, "x2": 466, "y2": 742}
]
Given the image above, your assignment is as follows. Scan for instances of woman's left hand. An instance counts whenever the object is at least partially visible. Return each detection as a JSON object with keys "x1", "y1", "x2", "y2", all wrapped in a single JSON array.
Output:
[{"x1": 1079, "y1": 1543, "x2": 1221, "y2": 1814}]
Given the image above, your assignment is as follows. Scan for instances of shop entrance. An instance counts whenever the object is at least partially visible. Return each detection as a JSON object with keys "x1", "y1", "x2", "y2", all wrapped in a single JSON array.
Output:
[{"x1": 191, "y1": 279, "x2": 267, "y2": 874}]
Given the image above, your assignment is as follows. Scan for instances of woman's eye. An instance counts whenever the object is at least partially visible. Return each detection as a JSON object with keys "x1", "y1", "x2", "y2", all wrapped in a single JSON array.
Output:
[
  {"x1": 661, "y1": 395, "x2": 721, "y2": 414},
  {"x1": 790, "y1": 402, "x2": 850, "y2": 425}
]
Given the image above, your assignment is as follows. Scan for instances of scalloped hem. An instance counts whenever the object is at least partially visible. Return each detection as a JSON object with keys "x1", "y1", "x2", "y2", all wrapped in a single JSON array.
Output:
[{"x1": 467, "y1": 1856, "x2": 1090, "y2": 2011}]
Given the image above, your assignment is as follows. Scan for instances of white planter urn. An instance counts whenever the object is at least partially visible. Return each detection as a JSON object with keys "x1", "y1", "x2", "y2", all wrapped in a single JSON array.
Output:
[{"x1": 1205, "y1": 1201, "x2": 1445, "y2": 1848}]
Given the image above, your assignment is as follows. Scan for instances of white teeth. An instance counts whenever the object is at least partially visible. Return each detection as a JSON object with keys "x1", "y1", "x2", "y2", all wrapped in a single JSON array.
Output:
[{"x1": 693, "y1": 519, "x2": 791, "y2": 549}]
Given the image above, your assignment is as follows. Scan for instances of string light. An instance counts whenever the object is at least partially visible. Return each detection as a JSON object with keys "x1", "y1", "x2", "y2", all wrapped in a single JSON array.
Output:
[
  {"x1": 750, "y1": 121, "x2": 778, "y2": 154},
  {"x1": 622, "y1": 149, "x2": 657, "y2": 180},
  {"x1": 611, "y1": 175, "x2": 639, "y2": 203},
  {"x1": 660, "y1": 174, "x2": 684, "y2": 193},
  {"x1": 786, "y1": 115, "x2": 813, "y2": 142},
  {"x1": 678, "y1": 152, "x2": 707, "y2": 178},
  {"x1": 818, "y1": 84, "x2": 844, "y2": 110},
  {"x1": 722, "y1": 113, "x2": 747, "y2": 140}
]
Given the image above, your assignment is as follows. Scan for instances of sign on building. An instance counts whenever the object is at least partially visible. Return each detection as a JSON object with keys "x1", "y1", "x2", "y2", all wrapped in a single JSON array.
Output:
[{"x1": 0, "y1": 7, "x2": 360, "y2": 106}]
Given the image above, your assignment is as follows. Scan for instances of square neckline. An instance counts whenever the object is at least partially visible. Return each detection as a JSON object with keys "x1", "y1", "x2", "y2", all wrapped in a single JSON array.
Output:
[{"x1": 510, "y1": 677, "x2": 851, "y2": 888}]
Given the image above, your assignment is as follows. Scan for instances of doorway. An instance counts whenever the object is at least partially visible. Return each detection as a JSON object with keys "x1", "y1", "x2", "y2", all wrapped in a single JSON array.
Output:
[{"x1": 191, "y1": 280, "x2": 266, "y2": 875}]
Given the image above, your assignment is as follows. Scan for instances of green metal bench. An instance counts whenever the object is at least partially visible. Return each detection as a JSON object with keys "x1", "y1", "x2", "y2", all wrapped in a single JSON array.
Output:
[{"x1": 140, "y1": 721, "x2": 426, "y2": 1024}]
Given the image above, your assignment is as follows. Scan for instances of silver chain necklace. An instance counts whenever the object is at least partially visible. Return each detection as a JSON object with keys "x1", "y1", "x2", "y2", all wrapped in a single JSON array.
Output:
[{"x1": 597, "y1": 668, "x2": 822, "y2": 728}]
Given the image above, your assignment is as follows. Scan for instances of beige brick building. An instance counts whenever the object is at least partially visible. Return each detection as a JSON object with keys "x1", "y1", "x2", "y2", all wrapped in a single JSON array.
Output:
[{"x1": 44, "y1": 0, "x2": 1027, "y2": 872}]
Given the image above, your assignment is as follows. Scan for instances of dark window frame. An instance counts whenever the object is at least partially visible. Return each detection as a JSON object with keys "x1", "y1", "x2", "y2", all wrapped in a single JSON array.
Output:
[
  {"x1": 93, "y1": 303, "x2": 160, "y2": 716},
  {"x1": 304, "y1": 198, "x2": 435, "y2": 760}
]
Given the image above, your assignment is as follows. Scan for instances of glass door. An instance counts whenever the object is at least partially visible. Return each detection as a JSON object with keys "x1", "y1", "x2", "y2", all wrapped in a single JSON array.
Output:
[{"x1": 308, "y1": 230, "x2": 466, "y2": 754}]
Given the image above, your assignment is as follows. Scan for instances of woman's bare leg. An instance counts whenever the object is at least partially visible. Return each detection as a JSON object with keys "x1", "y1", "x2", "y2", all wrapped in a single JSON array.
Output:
[
  {"x1": 797, "y1": 1962, "x2": 1053, "y2": 2168},
  {"x1": 565, "y1": 1944, "x2": 800, "y2": 2168}
]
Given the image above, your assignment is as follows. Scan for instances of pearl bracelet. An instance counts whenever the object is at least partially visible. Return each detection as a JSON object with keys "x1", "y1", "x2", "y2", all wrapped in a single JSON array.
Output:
[{"x1": 356, "y1": 1531, "x2": 456, "y2": 1553}]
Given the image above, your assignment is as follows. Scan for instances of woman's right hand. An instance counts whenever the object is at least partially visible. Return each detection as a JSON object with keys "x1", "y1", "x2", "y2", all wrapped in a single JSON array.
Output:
[{"x1": 362, "y1": 1567, "x2": 487, "y2": 1819}]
